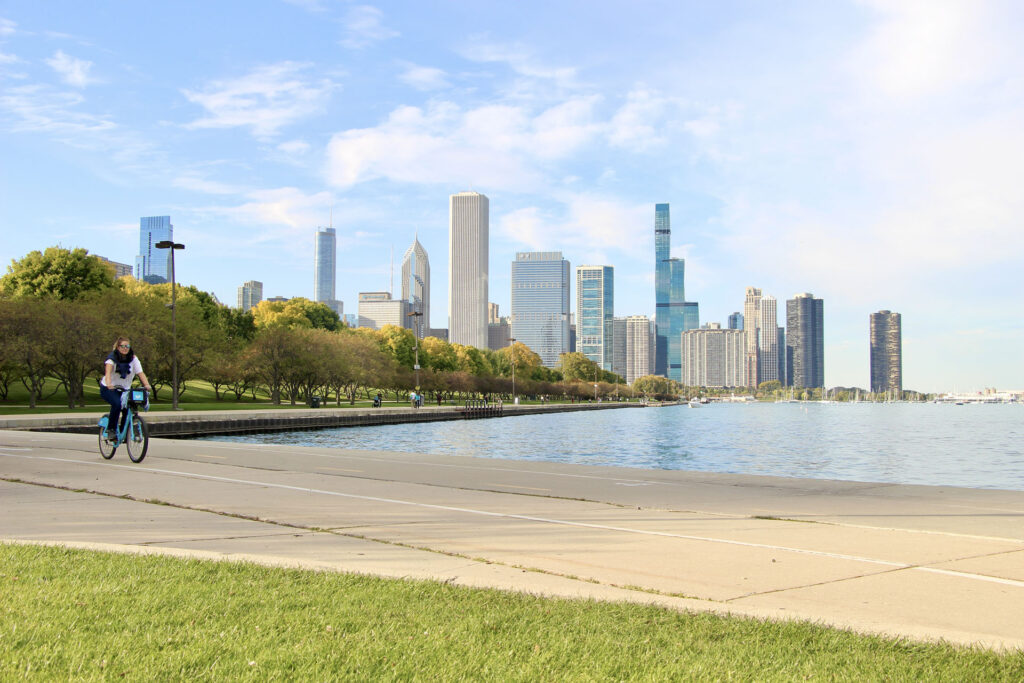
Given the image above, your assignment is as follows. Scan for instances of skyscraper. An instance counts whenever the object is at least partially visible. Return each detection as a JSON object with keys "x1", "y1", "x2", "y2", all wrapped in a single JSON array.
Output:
[
  {"x1": 510, "y1": 251, "x2": 570, "y2": 368},
  {"x1": 611, "y1": 317, "x2": 628, "y2": 380},
  {"x1": 870, "y1": 310, "x2": 902, "y2": 394},
  {"x1": 449, "y1": 191, "x2": 488, "y2": 348},
  {"x1": 624, "y1": 315, "x2": 654, "y2": 385},
  {"x1": 314, "y1": 227, "x2": 340, "y2": 314},
  {"x1": 786, "y1": 293, "x2": 824, "y2": 389},
  {"x1": 358, "y1": 292, "x2": 408, "y2": 330},
  {"x1": 727, "y1": 312, "x2": 743, "y2": 330},
  {"x1": 401, "y1": 236, "x2": 429, "y2": 338},
  {"x1": 576, "y1": 265, "x2": 614, "y2": 370},
  {"x1": 758, "y1": 295, "x2": 779, "y2": 383},
  {"x1": 237, "y1": 280, "x2": 263, "y2": 312},
  {"x1": 136, "y1": 216, "x2": 172, "y2": 283},
  {"x1": 680, "y1": 324, "x2": 746, "y2": 387},
  {"x1": 654, "y1": 203, "x2": 689, "y2": 381},
  {"x1": 743, "y1": 287, "x2": 762, "y2": 387}
]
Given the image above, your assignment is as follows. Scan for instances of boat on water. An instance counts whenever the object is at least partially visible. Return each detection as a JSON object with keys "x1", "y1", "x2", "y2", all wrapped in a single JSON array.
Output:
[{"x1": 688, "y1": 398, "x2": 701, "y2": 408}]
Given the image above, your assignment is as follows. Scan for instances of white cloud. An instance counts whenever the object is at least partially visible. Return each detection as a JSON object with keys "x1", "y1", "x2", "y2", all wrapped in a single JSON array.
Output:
[
  {"x1": 608, "y1": 89, "x2": 671, "y2": 149},
  {"x1": 192, "y1": 187, "x2": 334, "y2": 239},
  {"x1": 326, "y1": 97, "x2": 602, "y2": 191},
  {"x1": 0, "y1": 51, "x2": 18, "y2": 64},
  {"x1": 45, "y1": 50, "x2": 96, "y2": 88},
  {"x1": 340, "y1": 5, "x2": 398, "y2": 49},
  {"x1": 181, "y1": 62, "x2": 336, "y2": 139},
  {"x1": 277, "y1": 139, "x2": 311, "y2": 155},
  {"x1": 172, "y1": 173, "x2": 244, "y2": 195},
  {"x1": 461, "y1": 39, "x2": 576, "y2": 85},
  {"x1": 0, "y1": 18, "x2": 15, "y2": 36},
  {"x1": 498, "y1": 194, "x2": 651, "y2": 258},
  {"x1": 0, "y1": 84, "x2": 114, "y2": 133},
  {"x1": 850, "y1": 0, "x2": 1007, "y2": 100},
  {"x1": 397, "y1": 62, "x2": 449, "y2": 91}
]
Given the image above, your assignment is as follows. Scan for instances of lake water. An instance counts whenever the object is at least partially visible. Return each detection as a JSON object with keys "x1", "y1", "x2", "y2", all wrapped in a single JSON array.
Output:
[{"x1": 206, "y1": 402, "x2": 1024, "y2": 491}]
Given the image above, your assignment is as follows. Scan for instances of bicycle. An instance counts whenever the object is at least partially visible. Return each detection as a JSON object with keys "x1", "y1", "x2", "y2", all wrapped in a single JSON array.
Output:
[{"x1": 98, "y1": 388, "x2": 150, "y2": 463}]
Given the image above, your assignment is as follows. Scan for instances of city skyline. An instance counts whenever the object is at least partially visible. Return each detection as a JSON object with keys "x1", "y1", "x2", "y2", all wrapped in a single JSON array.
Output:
[{"x1": 2, "y1": 2, "x2": 1022, "y2": 392}]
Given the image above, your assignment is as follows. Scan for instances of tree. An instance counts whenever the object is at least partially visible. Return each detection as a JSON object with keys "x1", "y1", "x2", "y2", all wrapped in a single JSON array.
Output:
[
  {"x1": 452, "y1": 344, "x2": 489, "y2": 376},
  {"x1": 44, "y1": 296, "x2": 110, "y2": 408},
  {"x1": 0, "y1": 246, "x2": 114, "y2": 300},
  {"x1": 245, "y1": 326, "x2": 301, "y2": 404},
  {"x1": 421, "y1": 336, "x2": 457, "y2": 372},
  {"x1": 633, "y1": 375, "x2": 680, "y2": 401},
  {"x1": 558, "y1": 352, "x2": 601, "y2": 383},
  {"x1": 251, "y1": 297, "x2": 340, "y2": 330},
  {"x1": 0, "y1": 298, "x2": 59, "y2": 407},
  {"x1": 378, "y1": 325, "x2": 418, "y2": 368}
]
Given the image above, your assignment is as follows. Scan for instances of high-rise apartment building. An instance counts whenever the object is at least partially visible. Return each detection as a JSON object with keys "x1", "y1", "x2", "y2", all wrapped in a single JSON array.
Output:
[
  {"x1": 314, "y1": 227, "x2": 340, "y2": 315},
  {"x1": 510, "y1": 251, "x2": 570, "y2": 368},
  {"x1": 743, "y1": 287, "x2": 762, "y2": 387},
  {"x1": 449, "y1": 192, "x2": 488, "y2": 348},
  {"x1": 870, "y1": 310, "x2": 902, "y2": 394},
  {"x1": 681, "y1": 323, "x2": 747, "y2": 387},
  {"x1": 612, "y1": 317, "x2": 628, "y2": 380},
  {"x1": 758, "y1": 295, "x2": 779, "y2": 384},
  {"x1": 237, "y1": 280, "x2": 263, "y2": 312},
  {"x1": 358, "y1": 292, "x2": 409, "y2": 330},
  {"x1": 786, "y1": 293, "x2": 824, "y2": 388},
  {"x1": 136, "y1": 216, "x2": 172, "y2": 283},
  {"x1": 624, "y1": 315, "x2": 654, "y2": 385},
  {"x1": 653, "y1": 203, "x2": 689, "y2": 382},
  {"x1": 576, "y1": 265, "x2": 614, "y2": 370},
  {"x1": 401, "y1": 236, "x2": 429, "y2": 338},
  {"x1": 97, "y1": 256, "x2": 133, "y2": 279}
]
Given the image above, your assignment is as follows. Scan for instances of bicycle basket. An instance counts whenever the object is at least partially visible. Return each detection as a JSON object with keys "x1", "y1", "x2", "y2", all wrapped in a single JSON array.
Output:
[{"x1": 129, "y1": 389, "x2": 147, "y2": 404}]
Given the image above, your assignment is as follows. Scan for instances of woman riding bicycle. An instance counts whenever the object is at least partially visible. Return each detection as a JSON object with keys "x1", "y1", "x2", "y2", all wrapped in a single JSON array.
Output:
[{"x1": 99, "y1": 336, "x2": 152, "y2": 437}]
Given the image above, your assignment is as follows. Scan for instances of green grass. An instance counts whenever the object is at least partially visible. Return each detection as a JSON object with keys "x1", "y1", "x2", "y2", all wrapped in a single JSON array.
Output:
[{"x1": 2, "y1": 545, "x2": 1021, "y2": 681}]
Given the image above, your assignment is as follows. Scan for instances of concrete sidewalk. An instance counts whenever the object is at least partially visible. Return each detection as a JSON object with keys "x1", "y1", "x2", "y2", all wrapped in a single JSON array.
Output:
[{"x1": 2, "y1": 429, "x2": 1023, "y2": 650}]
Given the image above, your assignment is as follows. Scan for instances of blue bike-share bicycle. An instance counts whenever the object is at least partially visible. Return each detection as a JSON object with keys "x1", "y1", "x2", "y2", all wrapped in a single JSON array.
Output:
[{"x1": 98, "y1": 388, "x2": 150, "y2": 463}]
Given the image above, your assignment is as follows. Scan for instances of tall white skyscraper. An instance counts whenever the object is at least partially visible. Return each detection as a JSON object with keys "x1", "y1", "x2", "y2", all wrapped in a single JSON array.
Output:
[
  {"x1": 758, "y1": 295, "x2": 779, "y2": 383},
  {"x1": 743, "y1": 287, "x2": 762, "y2": 387},
  {"x1": 314, "y1": 227, "x2": 340, "y2": 314},
  {"x1": 401, "y1": 236, "x2": 430, "y2": 338},
  {"x1": 237, "y1": 280, "x2": 263, "y2": 311},
  {"x1": 448, "y1": 191, "x2": 489, "y2": 348},
  {"x1": 625, "y1": 315, "x2": 654, "y2": 385},
  {"x1": 576, "y1": 265, "x2": 614, "y2": 370}
]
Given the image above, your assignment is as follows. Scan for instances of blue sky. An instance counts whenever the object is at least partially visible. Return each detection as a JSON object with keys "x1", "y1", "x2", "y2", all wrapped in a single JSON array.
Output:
[{"x1": 2, "y1": 1, "x2": 1022, "y2": 392}]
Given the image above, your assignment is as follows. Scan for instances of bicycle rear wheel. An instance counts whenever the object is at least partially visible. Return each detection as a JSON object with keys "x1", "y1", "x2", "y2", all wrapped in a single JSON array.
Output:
[
  {"x1": 125, "y1": 414, "x2": 149, "y2": 463},
  {"x1": 98, "y1": 426, "x2": 116, "y2": 459}
]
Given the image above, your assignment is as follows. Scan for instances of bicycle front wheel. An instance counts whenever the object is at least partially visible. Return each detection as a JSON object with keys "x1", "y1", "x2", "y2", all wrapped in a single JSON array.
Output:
[
  {"x1": 98, "y1": 426, "x2": 116, "y2": 459},
  {"x1": 125, "y1": 415, "x2": 149, "y2": 463}
]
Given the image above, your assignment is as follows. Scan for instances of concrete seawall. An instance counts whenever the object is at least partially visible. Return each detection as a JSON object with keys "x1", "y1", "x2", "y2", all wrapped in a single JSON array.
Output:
[{"x1": 0, "y1": 401, "x2": 649, "y2": 438}]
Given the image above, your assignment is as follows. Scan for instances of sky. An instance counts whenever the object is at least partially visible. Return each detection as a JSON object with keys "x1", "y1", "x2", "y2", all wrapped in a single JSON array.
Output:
[{"x1": 1, "y1": 1, "x2": 1022, "y2": 393}]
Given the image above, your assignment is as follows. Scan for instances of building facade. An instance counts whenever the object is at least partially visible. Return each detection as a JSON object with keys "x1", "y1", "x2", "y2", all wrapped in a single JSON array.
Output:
[
  {"x1": 727, "y1": 312, "x2": 743, "y2": 330},
  {"x1": 624, "y1": 315, "x2": 654, "y2": 385},
  {"x1": 576, "y1": 265, "x2": 614, "y2": 370},
  {"x1": 136, "y1": 216, "x2": 173, "y2": 284},
  {"x1": 786, "y1": 293, "x2": 824, "y2": 388},
  {"x1": 314, "y1": 227, "x2": 340, "y2": 315},
  {"x1": 681, "y1": 324, "x2": 747, "y2": 388},
  {"x1": 870, "y1": 310, "x2": 902, "y2": 394},
  {"x1": 488, "y1": 317, "x2": 511, "y2": 351},
  {"x1": 448, "y1": 192, "x2": 489, "y2": 348},
  {"x1": 653, "y1": 203, "x2": 690, "y2": 382},
  {"x1": 97, "y1": 256, "x2": 133, "y2": 279},
  {"x1": 401, "y1": 236, "x2": 430, "y2": 338},
  {"x1": 743, "y1": 287, "x2": 761, "y2": 387},
  {"x1": 358, "y1": 292, "x2": 408, "y2": 330},
  {"x1": 757, "y1": 295, "x2": 780, "y2": 384},
  {"x1": 237, "y1": 280, "x2": 263, "y2": 312},
  {"x1": 510, "y1": 251, "x2": 570, "y2": 368}
]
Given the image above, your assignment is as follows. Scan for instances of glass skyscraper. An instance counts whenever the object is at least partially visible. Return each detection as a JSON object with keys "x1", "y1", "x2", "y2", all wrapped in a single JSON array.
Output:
[
  {"x1": 654, "y1": 203, "x2": 690, "y2": 382},
  {"x1": 314, "y1": 227, "x2": 339, "y2": 314},
  {"x1": 511, "y1": 252, "x2": 570, "y2": 368},
  {"x1": 136, "y1": 216, "x2": 172, "y2": 284},
  {"x1": 576, "y1": 265, "x2": 614, "y2": 371},
  {"x1": 401, "y1": 236, "x2": 430, "y2": 338}
]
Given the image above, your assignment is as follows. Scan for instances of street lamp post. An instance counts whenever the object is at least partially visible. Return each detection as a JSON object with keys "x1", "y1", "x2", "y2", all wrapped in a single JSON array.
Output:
[
  {"x1": 508, "y1": 338, "x2": 516, "y2": 405},
  {"x1": 594, "y1": 364, "x2": 599, "y2": 402},
  {"x1": 407, "y1": 310, "x2": 423, "y2": 407},
  {"x1": 155, "y1": 240, "x2": 185, "y2": 410}
]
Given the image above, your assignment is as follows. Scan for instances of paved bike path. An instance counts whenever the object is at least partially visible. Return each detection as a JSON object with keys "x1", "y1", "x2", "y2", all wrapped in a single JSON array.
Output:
[{"x1": 2, "y1": 429, "x2": 1023, "y2": 650}]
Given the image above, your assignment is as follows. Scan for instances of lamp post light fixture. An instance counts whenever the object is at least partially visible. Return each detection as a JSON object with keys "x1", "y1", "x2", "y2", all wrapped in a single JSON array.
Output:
[
  {"x1": 508, "y1": 338, "x2": 516, "y2": 405},
  {"x1": 154, "y1": 240, "x2": 185, "y2": 410},
  {"x1": 407, "y1": 310, "x2": 423, "y2": 403}
]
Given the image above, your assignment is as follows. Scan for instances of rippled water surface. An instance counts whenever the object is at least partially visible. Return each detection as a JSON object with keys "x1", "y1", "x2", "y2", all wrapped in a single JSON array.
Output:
[{"x1": 206, "y1": 402, "x2": 1024, "y2": 490}]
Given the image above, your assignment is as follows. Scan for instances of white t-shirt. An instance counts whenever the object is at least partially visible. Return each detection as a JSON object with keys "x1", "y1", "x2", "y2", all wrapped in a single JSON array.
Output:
[{"x1": 102, "y1": 357, "x2": 144, "y2": 390}]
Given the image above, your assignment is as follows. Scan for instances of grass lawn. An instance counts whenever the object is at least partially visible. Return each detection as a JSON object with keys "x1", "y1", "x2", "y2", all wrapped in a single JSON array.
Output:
[{"x1": 1, "y1": 544, "x2": 1021, "y2": 681}]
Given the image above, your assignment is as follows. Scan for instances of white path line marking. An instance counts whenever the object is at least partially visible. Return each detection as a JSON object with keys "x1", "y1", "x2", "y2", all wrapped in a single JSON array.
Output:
[{"x1": 5, "y1": 451, "x2": 1024, "y2": 591}]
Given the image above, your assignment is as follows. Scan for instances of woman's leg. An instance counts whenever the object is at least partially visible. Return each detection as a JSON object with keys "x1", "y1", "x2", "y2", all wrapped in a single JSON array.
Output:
[{"x1": 99, "y1": 386, "x2": 122, "y2": 434}]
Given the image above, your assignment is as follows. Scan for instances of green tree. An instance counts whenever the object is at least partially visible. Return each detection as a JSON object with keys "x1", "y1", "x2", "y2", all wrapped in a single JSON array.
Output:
[
  {"x1": 558, "y1": 352, "x2": 601, "y2": 382},
  {"x1": 421, "y1": 336, "x2": 457, "y2": 372},
  {"x1": 251, "y1": 297, "x2": 341, "y2": 331},
  {"x1": 0, "y1": 246, "x2": 115, "y2": 300},
  {"x1": 45, "y1": 296, "x2": 110, "y2": 408}
]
